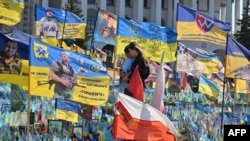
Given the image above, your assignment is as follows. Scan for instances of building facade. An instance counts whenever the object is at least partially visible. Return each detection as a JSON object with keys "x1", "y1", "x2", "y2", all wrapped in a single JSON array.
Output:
[{"x1": 0, "y1": 0, "x2": 245, "y2": 35}]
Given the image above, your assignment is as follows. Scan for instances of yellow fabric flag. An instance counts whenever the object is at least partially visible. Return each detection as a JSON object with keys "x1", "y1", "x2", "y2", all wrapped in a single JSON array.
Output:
[
  {"x1": 0, "y1": 0, "x2": 24, "y2": 26},
  {"x1": 71, "y1": 45, "x2": 83, "y2": 53},
  {"x1": 56, "y1": 109, "x2": 78, "y2": 123},
  {"x1": 41, "y1": 38, "x2": 71, "y2": 50},
  {"x1": 56, "y1": 109, "x2": 78, "y2": 122},
  {"x1": 55, "y1": 99, "x2": 79, "y2": 123},
  {"x1": 0, "y1": 60, "x2": 29, "y2": 86},
  {"x1": 235, "y1": 79, "x2": 250, "y2": 94}
]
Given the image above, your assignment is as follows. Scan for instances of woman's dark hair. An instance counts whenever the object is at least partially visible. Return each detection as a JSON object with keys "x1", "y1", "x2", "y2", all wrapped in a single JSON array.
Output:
[{"x1": 124, "y1": 41, "x2": 149, "y2": 65}]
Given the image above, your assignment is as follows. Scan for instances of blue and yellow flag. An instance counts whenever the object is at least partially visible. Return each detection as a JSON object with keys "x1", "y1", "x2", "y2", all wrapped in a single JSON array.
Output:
[
  {"x1": 198, "y1": 75, "x2": 220, "y2": 98},
  {"x1": 176, "y1": 4, "x2": 231, "y2": 52},
  {"x1": 0, "y1": 32, "x2": 29, "y2": 86},
  {"x1": 194, "y1": 102, "x2": 211, "y2": 114},
  {"x1": 93, "y1": 9, "x2": 117, "y2": 45},
  {"x1": 225, "y1": 35, "x2": 250, "y2": 80},
  {"x1": 210, "y1": 73, "x2": 224, "y2": 90},
  {"x1": 0, "y1": 0, "x2": 24, "y2": 26},
  {"x1": 235, "y1": 79, "x2": 250, "y2": 94},
  {"x1": 35, "y1": 5, "x2": 86, "y2": 39},
  {"x1": 176, "y1": 46, "x2": 224, "y2": 74},
  {"x1": 29, "y1": 37, "x2": 110, "y2": 105},
  {"x1": 41, "y1": 38, "x2": 71, "y2": 50},
  {"x1": 116, "y1": 17, "x2": 177, "y2": 62},
  {"x1": 55, "y1": 98, "x2": 80, "y2": 122}
]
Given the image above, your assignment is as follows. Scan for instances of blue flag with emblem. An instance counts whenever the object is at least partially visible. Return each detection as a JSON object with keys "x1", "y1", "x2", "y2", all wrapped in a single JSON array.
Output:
[
  {"x1": 176, "y1": 3, "x2": 231, "y2": 52},
  {"x1": 29, "y1": 37, "x2": 110, "y2": 105}
]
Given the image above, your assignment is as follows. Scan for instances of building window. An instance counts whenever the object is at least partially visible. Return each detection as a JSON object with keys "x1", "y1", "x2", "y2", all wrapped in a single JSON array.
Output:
[
  {"x1": 107, "y1": 0, "x2": 114, "y2": 6},
  {"x1": 125, "y1": 0, "x2": 131, "y2": 7},
  {"x1": 162, "y1": 0, "x2": 165, "y2": 9},
  {"x1": 88, "y1": 0, "x2": 95, "y2": 4},
  {"x1": 144, "y1": 0, "x2": 147, "y2": 8},
  {"x1": 87, "y1": 16, "x2": 96, "y2": 30}
]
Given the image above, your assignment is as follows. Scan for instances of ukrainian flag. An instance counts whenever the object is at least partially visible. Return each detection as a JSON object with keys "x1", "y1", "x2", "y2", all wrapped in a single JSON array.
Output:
[
  {"x1": 0, "y1": 0, "x2": 24, "y2": 26},
  {"x1": 176, "y1": 3, "x2": 231, "y2": 52},
  {"x1": 55, "y1": 99, "x2": 80, "y2": 123},
  {"x1": 116, "y1": 17, "x2": 177, "y2": 62},
  {"x1": 198, "y1": 75, "x2": 220, "y2": 98},
  {"x1": 29, "y1": 37, "x2": 110, "y2": 105},
  {"x1": 35, "y1": 5, "x2": 86, "y2": 39},
  {"x1": 196, "y1": 49, "x2": 224, "y2": 74},
  {"x1": 225, "y1": 35, "x2": 250, "y2": 80}
]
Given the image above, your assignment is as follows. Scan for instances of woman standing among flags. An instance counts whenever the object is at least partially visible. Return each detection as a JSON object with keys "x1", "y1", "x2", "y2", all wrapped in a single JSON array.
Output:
[{"x1": 122, "y1": 41, "x2": 150, "y2": 89}]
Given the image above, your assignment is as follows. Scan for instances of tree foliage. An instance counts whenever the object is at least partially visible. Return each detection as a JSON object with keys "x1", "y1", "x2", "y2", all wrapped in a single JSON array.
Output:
[
  {"x1": 234, "y1": 0, "x2": 250, "y2": 50},
  {"x1": 63, "y1": 0, "x2": 91, "y2": 49}
]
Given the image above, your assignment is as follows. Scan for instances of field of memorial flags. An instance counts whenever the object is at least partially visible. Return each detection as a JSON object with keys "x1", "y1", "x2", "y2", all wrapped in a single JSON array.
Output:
[{"x1": 0, "y1": 1, "x2": 249, "y2": 141}]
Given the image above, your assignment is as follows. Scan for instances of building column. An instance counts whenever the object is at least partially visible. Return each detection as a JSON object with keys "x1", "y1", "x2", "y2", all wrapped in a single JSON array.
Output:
[
  {"x1": 155, "y1": 0, "x2": 162, "y2": 25},
  {"x1": 208, "y1": 0, "x2": 215, "y2": 17},
  {"x1": 150, "y1": 0, "x2": 156, "y2": 22},
  {"x1": 220, "y1": 3, "x2": 226, "y2": 22},
  {"x1": 42, "y1": 0, "x2": 48, "y2": 7},
  {"x1": 226, "y1": 0, "x2": 232, "y2": 23},
  {"x1": 133, "y1": 0, "x2": 144, "y2": 21},
  {"x1": 173, "y1": 0, "x2": 179, "y2": 26},
  {"x1": 191, "y1": 0, "x2": 197, "y2": 10},
  {"x1": 231, "y1": 0, "x2": 235, "y2": 33},
  {"x1": 99, "y1": 0, "x2": 107, "y2": 11},
  {"x1": 81, "y1": 0, "x2": 88, "y2": 23},
  {"x1": 133, "y1": 0, "x2": 137, "y2": 20},
  {"x1": 116, "y1": 0, "x2": 125, "y2": 17},
  {"x1": 234, "y1": 0, "x2": 243, "y2": 33},
  {"x1": 167, "y1": 0, "x2": 173, "y2": 27}
]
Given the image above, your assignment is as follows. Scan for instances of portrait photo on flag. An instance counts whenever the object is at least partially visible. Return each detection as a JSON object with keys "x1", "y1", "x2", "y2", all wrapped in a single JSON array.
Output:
[
  {"x1": 93, "y1": 9, "x2": 117, "y2": 45},
  {"x1": 29, "y1": 37, "x2": 110, "y2": 106},
  {"x1": 0, "y1": 32, "x2": 29, "y2": 86},
  {"x1": 34, "y1": 5, "x2": 86, "y2": 39}
]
